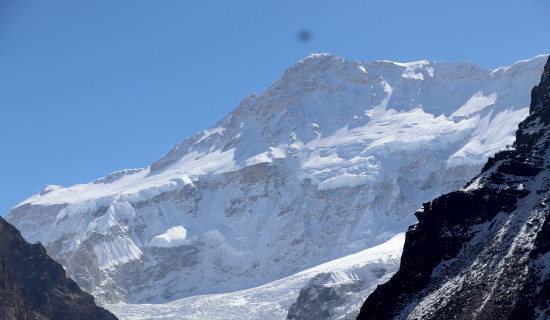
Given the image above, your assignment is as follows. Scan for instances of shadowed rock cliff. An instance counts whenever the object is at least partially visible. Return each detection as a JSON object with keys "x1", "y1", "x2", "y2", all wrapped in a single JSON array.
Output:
[{"x1": 0, "y1": 216, "x2": 117, "y2": 320}]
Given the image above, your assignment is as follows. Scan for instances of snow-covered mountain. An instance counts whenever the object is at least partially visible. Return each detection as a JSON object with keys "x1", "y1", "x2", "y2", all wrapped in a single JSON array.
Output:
[
  {"x1": 6, "y1": 54, "x2": 547, "y2": 318},
  {"x1": 358, "y1": 55, "x2": 550, "y2": 320}
]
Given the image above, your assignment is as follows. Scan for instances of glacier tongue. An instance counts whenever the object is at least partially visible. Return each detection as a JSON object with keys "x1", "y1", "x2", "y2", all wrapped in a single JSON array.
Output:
[
  {"x1": 6, "y1": 53, "x2": 548, "y2": 311},
  {"x1": 107, "y1": 233, "x2": 405, "y2": 320}
]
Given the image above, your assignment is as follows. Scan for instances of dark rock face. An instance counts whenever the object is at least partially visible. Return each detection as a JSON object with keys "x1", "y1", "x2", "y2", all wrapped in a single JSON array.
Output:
[
  {"x1": 358, "y1": 56, "x2": 550, "y2": 320},
  {"x1": 0, "y1": 216, "x2": 117, "y2": 320},
  {"x1": 287, "y1": 273, "x2": 365, "y2": 320},
  {"x1": 0, "y1": 261, "x2": 36, "y2": 320}
]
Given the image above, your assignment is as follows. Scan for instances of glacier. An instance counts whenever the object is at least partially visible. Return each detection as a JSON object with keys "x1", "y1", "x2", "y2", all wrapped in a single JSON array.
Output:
[
  {"x1": 109, "y1": 233, "x2": 404, "y2": 320},
  {"x1": 6, "y1": 53, "x2": 548, "y2": 318}
]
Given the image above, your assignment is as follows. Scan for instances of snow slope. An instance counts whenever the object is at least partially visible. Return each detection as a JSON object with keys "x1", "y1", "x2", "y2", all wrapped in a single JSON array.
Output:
[
  {"x1": 6, "y1": 54, "x2": 547, "y2": 315},
  {"x1": 108, "y1": 233, "x2": 404, "y2": 320}
]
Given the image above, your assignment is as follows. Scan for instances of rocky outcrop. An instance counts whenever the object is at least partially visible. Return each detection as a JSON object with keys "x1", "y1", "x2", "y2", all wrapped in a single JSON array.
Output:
[
  {"x1": 287, "y1": 272, "x2": 374, "y2": 320},
  {"x1": 0, "y1": 216, "x2": 117, "y2": 320},
  {"x1": 358, "y1": 56, "x2": 550, "y2": 319}
]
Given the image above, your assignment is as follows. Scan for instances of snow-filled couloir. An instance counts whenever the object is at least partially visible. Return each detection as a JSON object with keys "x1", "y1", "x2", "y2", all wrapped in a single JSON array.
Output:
[{"x1": 6, "y1": 54, "x2": 548, "y2": 316}]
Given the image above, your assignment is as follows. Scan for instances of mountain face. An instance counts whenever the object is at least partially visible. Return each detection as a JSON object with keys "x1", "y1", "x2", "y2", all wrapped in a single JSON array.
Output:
[
  {"x1": 0, "y1": 216, "x2": 117, "y2": 320},
  {"x1": 358, "y1": 56, "x2": 550, "y2": 320},
  {"x1": 6, "y1": 54, "x2": 547, "y2": 314}
]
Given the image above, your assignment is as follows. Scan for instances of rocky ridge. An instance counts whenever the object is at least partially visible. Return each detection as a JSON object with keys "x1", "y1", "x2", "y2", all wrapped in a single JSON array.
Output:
[
  {"x1": 0, "y1": 216, "x2": 117, "y2": 320},
  {"x1": 358, "y1": 55, "x2": 550, "y2": 319}
]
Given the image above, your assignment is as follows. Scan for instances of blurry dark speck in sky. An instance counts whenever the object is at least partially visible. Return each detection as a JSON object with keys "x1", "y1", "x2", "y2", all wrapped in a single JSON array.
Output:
[{"x1": 298, "y1": 30, "x2": 311, "y2": 42}]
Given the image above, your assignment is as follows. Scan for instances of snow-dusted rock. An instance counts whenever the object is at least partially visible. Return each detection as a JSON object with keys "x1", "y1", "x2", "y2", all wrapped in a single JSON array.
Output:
[{"x1": 358, "y1": 55, "x2": 550, "y2": 320}]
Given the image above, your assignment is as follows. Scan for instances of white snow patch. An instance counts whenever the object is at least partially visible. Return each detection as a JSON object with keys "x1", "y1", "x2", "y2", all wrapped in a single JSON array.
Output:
[
  {"x1": 150, "y1": 226, "x2": 189, "y2": 248},
  {"x1": 39, "y1": 185, "x2": 62, "y2": 195},
  {"x1": 398, "y1": 60, "x2": 429, "y2": 80},
  {"x1": 318, "y1": 173, "x2": 376, "y2": 190},
  {"x1": 426, "y1": 67, "x2": 434, "y2": 77},
  {"x1": 94, "y1": 235, "x2": 142, "y2": 269},
  {"x1": 451, "y1": 91, "x2": 497, "y2": 118},
  {"x1": 447, "y1": 107, "x2": 529, "y2": 167},
  {"x1": 197, "y1": 127, "x2": 225, "y2": 143}
]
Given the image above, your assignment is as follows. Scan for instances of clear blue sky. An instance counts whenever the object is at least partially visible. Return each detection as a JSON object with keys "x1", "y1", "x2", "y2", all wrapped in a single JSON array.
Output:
[{"x1": 1, "y1": 0, "x2": 549, "y2": 216}]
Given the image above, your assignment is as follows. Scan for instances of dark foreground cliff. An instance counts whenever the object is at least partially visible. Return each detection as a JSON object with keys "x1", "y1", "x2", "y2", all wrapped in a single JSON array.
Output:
[
  {"x1": 0, "y1": 216, "x2": 117, "y2": 320},
  {"x1": 358, "y1": 55, "x2": 550, "y2": 320}
]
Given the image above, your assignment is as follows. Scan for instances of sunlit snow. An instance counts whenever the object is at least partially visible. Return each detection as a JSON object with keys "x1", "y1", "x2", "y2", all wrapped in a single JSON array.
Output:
[{"x1": 150, "y1": 226, "x2": 188, "y2": 248}]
